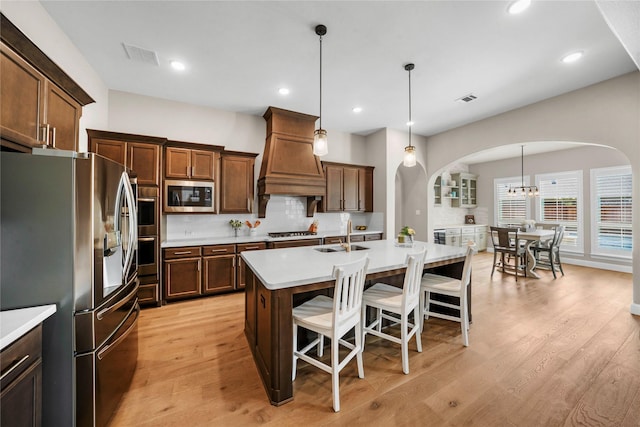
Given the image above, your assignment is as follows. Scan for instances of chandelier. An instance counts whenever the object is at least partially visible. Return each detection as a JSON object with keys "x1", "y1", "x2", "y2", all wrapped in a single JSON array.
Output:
[{"x1": 509, "y1": 145, "x2": 539, "y2": 197}]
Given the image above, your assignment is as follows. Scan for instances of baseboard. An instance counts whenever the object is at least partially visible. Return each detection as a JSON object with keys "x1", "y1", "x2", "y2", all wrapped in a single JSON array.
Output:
[
  {"x1": 630, "y1": 303, "x2": 640, "y2": 316},
  {"x1": 485, "y1": 248, "x2": 632, "y2": 273}
]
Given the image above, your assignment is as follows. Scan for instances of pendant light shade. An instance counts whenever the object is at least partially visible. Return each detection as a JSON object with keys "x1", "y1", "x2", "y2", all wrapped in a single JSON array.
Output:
[
  {"x1": 313, "y1": 24, "x2": 328, "y2": 157},
  {"x1": 403, "y1": 63, "x2": 416, "y2": 167}
]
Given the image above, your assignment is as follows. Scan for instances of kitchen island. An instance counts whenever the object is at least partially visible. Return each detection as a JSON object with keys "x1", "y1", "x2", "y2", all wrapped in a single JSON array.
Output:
[{"x1": 242, "y1": 240, "x2": 469, "y2": 405}]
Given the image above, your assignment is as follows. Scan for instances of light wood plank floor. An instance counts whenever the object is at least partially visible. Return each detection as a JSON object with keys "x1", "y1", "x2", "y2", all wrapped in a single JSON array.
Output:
[{"x1": 109, "y1": 253, "x2": 640, "y2": 426}]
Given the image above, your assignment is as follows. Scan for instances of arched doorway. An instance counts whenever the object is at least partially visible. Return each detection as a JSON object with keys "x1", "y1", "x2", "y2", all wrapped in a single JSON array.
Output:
[{"x1": 395, "y1": 162, "x2": 428, "y2": 241}]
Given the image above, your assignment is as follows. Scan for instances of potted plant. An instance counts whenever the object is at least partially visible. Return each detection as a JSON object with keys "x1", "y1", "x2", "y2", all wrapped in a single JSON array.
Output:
[
  {"x1": 229, "y1": 219, "x2": 243, "y2": 237},
  {"x1": 398, "y1": 225, "x2": 415, "y2": 244}
]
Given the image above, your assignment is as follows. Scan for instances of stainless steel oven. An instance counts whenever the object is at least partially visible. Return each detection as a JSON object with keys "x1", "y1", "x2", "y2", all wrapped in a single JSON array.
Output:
[
  {"x1": 137, "y1": 187, "x2": 158, "y2": 236},
  {"x1": 164, "y1": 180, "x2": 215, "y2": 213},
  {"x1": 137, "y1": 236, "x2": 158, "y2": 276}
]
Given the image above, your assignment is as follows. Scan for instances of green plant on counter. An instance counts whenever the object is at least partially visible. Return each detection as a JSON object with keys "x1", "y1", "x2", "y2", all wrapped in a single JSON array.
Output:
[
  {"x1": 399, "y1": 225, "x2": 415, "y2": 236},
  {"x1": 229, "y1": 219, "x2": 243, "y2": 229}
]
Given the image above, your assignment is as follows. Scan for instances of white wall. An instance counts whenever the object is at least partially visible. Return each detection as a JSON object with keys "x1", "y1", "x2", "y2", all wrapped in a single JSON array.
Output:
[
  {"x1": 470, "y1": 144, "x2": 630, "y2": 270},
  {"x1": 423, "y1": 71, "x2": 640, "y2": 315},
  {"x1": 1, "y1": 1, "x2": 109, "y2": 152}
]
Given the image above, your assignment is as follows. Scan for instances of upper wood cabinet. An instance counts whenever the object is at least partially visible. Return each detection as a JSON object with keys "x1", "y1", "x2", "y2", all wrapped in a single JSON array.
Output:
[
  {"x1": 165, "y1": 146, "x2": 218, "y2": 181},
  {"x1": 0, "y1": 15, "x2": 93, "y2": 152},
  {"x1": 219, "y1": 151, "x2": 258, "y2": 214},
  {"x1": 88, "y1": 130, "x2": 164, "y2": 186},
  {"x1": 322, "y1": 162, "x2": 374, "y2": 212}
]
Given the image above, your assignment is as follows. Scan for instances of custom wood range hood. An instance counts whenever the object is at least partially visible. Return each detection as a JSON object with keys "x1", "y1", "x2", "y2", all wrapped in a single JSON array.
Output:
[{"x1": 257, "y1": 106, "x2": 326, "y2": 218}]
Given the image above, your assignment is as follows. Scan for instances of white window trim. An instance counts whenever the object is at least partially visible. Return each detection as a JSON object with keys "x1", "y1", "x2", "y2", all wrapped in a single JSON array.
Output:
[
  {"x1": 590, "y1": 165, "x2": 632, "y2": 259},
  {"x1": 535, "y1": 170, "x2": 584, "y2": 254},
  {"x1": 494, "y1": 176, "x2": 532, "y2": 226}
]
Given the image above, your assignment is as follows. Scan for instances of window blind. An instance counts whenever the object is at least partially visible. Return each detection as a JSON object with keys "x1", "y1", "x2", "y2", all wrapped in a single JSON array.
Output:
[
  {"x1": 496, "y1": 180, "x2": 526, "y2": 226},
  {"x1": 593, "y1": 166, "x2": 632, "y2": 253},
  {"x1": 537, "y1": 172, "x2": 580, "y2": 248}
]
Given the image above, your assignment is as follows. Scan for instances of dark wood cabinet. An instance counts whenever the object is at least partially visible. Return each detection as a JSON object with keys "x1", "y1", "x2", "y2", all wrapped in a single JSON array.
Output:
[
  {"x1": 88, "y1": 132, "x2": 162, "y2": 187},
  {"x1": 0, "y1": 15, "x2": 94, "y2": 153},
  {"x1": 0, "y1": 324, "x2": 43, "y2": 427},
  {"x1": 267, "y1": 238, "x2": 322, "y2": 249},
  {"x1": 165, "y1": 147, "x2": 216, "y2": 181},
  {"x1": 236, "y1": 242, "x2": 267, "y2": 289},
  {"x1": 219, "y1": 152, "x2": 257, "y2": 214},
  {"x1": 203, "y1": 245, "x2": 236, "y2": 294},
  {"x1": 0, "y1": 42, "x2": 84, "y2": 152},
  {"x1": 128, "y1": 143, "x2": 160, "y2": 186},
  {"x1": 44, "y1": 83, "x2": 81, "y2": 151},
  {"x1": 322, "y1": 162, "x2": 374, "y2": 212},
  {"x1": 164, "y1": 247, "x2": 202, "y2": 300}
]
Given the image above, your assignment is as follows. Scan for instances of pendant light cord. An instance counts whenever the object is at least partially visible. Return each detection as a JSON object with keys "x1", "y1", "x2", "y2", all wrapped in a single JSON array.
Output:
[
  {"x1": 521, "y1": 145, "x2": 524, "y2": 187},
  {"x1": 319, "y1": 33, "x2": 323, "y2": 130},
  {"x1": 408, "y1": 66, "x2": 412, "y2": 148}
]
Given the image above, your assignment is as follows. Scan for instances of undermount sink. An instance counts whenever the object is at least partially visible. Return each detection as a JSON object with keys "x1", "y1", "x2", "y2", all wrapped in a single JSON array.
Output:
[{"x1": 314, "y1": 245, "x2": 369, "y2": 253}]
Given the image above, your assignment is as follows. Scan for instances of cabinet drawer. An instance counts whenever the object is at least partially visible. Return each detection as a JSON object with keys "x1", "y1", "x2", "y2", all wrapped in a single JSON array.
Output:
[
  {"x1": 0, "y1": 324, "x2": 42, "y2": 388},
  {"x1": 324, "y1": 236, "x2": 345, "y2": 244},
  {"x1": 267, "y1": 238, "x2": 322, "y2": 249},
  {"x1": 202, "y1": 244, "x2": 236, "y2": 256},
  {"x1": 364, "y1": 233, "x2": 383, "y2": 241},
  {"x1": 137, "y1": 283, "x2": 158, "y2": 305},
  {"x1": 237, "y1": 242, "x2": 267, "y2": 252},
  {"x1": 164, "y1": 246, "x2": 202, "y2": 259}
]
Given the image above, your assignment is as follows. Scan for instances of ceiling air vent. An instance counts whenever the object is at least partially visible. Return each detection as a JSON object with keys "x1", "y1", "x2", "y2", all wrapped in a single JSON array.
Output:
[
  {"x1": 122, "y1": 43, "x2": 159, "y2": 66},
  {"x1": 456, "y1": 93, "x2": 478, "y2": 103}
]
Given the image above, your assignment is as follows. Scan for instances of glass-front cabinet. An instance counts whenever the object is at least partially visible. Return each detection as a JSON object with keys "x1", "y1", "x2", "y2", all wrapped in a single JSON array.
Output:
[{"x1": 451, "y1": 173, "x2": 477, "y2": 208}]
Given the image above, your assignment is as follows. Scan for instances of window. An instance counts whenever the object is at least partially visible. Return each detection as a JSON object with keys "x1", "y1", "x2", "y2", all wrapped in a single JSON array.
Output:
[
  {"x1": 494, "y1": 177, "x2": 530, "y2": 226},
  {"x1": 591, "y1": 166, "x2": 632, "y2": 257},
  {"x1": 535, "y1": 171, "x2": 582, "y2": 252}
]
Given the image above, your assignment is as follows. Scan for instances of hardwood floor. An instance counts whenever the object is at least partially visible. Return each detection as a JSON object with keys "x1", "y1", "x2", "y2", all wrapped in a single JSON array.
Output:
[{"x1": 109, "y1": 253, "x2": 640, "y2": 426}]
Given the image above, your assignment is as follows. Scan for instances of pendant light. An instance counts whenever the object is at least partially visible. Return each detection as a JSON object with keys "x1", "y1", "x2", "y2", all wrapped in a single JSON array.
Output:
[
  {"x1": 313, "y1": 24, "x2": 328, "y2": 156},
  {"x1": 508, "y1": 145, "x2": 539, "y2": 197},
  {"x1": 403, "y1": 63, "x2": 416, "y2": 167}
]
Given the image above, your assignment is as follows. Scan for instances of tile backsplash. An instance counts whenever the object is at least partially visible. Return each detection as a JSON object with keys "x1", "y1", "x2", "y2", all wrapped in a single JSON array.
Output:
[{"x1": 165, "y1": 195, "x2": 384, "y2": 240}]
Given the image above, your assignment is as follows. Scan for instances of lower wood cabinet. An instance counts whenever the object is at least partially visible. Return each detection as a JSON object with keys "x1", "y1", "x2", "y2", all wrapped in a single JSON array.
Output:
[
  {"x1": 266, "y1": 238, "x2": 322, "y2": 249},
  {"x1": 203, "y1": 245, "x2": 236, "y2": 294},
  {"x1": 0, "y1": 324, "x2": 43, "y2": 427},
  {"x1": 164, "y1": 243, "x2": 259, "y2": 302},
  {"x1": 164, "y1": 247, "x2": 202, "y2": 300},
  {"x1": 236, "y1": 242, "x2": 267, "y2": 289}
]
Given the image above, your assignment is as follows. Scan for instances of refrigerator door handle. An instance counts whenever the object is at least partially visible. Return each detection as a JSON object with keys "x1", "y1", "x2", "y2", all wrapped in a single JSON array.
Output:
[
  {"x1": 96, "y1": 283, "x2": 139, "y2": 321},
  {"x1": 120, "y1": 172, "x2": 138, "y2": 280},
  {"x1": 97, "y1": 303, "x2": 140, "y2": 361}
]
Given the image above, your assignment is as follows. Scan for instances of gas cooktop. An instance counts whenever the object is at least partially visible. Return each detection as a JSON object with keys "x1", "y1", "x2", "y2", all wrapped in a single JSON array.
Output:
[{"x1": 268, "y1": 231, "x2": 318, "y2": 238}]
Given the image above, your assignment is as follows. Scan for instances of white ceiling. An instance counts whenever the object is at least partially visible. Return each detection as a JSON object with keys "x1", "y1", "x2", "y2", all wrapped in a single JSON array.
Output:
[{"x1": 40, "y1": 0, "x2": 638, "y2": 161}]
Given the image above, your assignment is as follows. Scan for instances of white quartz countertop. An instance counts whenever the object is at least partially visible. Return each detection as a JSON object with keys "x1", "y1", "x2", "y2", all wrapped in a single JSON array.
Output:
[
  {"x1": 241, "y1": 239, "x2": 467, "y2": 290},
  {"x1": 161, "y1": 229, "x2": 384, "y2": 248},
  {"x1": 1, "y1": 304, "x2": 57, "y2": 351}
]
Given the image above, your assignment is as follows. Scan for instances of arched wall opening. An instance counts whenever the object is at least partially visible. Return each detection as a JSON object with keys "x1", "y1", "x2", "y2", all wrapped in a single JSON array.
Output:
[{"x1": 395, "y1": 161, "x2": 428, "y2": 241}]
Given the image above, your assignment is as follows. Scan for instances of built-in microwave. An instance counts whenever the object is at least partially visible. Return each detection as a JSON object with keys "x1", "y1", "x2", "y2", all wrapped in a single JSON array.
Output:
[{"x1": 164, "y1": 180, "x2": 215, "y2": 213}]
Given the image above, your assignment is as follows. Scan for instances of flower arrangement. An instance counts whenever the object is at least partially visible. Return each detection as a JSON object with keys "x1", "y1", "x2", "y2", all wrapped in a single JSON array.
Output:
[
  {"x1": 229, "y1": 219, "x2": 243, "y2": 229},
  {"x1": 400, "y1": 226, "x2": 415, "y2": 236},
  {"x1": 229, "y1": 219, "x2": 243, "y2": 236},
  {"x1": 397, "y1": 225, "x2": 415, "y2": 245}
]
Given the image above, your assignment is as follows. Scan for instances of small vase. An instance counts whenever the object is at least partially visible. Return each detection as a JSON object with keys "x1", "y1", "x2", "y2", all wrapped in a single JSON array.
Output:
[{"x1": 234, "y1": 229, "x2": 238, "y2": 238}]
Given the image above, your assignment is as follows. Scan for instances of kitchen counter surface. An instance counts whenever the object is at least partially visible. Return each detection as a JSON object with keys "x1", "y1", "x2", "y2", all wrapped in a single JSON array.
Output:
[
  {"x1": 434, "y1": 224, "x2": 488, "y2": 230},
  {"x1": 241, "y1": 239, "x2": 467, "y2": 290},
  {"x1": 0, "y1": 304, "x2": 56, "y2": 350},
  {"x1": 161, "y1": 229, "x2": 384, "y2": 248}
]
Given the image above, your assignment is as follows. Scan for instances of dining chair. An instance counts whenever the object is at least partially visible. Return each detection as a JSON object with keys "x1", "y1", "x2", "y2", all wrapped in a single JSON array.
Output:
[
  {"x1": 420, "y1": 242, "x2": 475, "y2": 346},
  {"x1": 292, "y1": 255, "x2": 369, "y2": 412},
  {"x1": 490, "y1": 226, "x2": 526, "y2": 281},
  {"x1": 361, "y1": 247, "x2": 427, "y2": 375},
  {"x1": 532, "y1": 225, "x2": 565, "y2": 278}
]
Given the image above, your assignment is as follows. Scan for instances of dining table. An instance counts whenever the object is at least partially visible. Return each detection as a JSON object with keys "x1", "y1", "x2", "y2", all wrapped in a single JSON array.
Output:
[{"x1": 518, "y1": 229, "x2": 555, "y2": 278}]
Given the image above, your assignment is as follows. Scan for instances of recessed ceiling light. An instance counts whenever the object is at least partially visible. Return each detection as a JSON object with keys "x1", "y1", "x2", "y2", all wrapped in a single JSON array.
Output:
[
  {"x1": 561, "y1": 51, "x2": 584, "y2": 64},
  {"x1": 508, "y1": 0, "x2": 531, "y2": 14},
  {"x1": 170, "y1": 60, "x2": 186, "y2": 71},
  {"x1": 278, "y1": 87, "x2": 290, "y2": 95},
  {"x1": 352, "y1": 106, "x2": 362, "y2": 113}
]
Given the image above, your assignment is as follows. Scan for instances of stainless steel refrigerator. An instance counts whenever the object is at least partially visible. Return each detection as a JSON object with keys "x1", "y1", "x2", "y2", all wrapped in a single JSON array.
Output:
[{"x1": 1, "y1": 148, "x2": 139, "y2": 427}]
